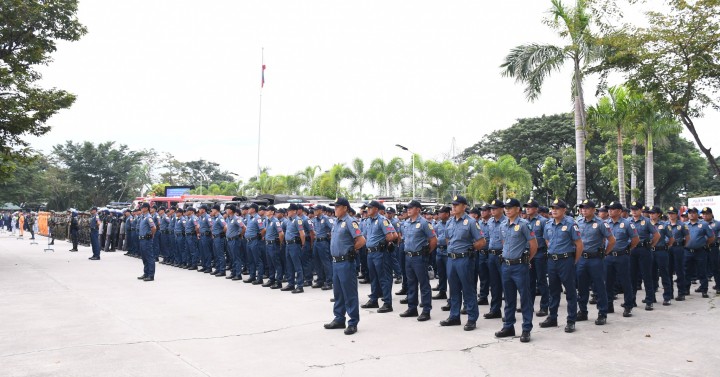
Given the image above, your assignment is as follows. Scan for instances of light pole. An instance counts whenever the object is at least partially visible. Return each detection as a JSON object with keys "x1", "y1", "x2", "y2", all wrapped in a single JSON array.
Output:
[
  {"x1": 198, "y1": 171, "x2": 209, "y2": 195},
  {"x1": 395, "y1": 144, "x2": 415, "y2": 199}
]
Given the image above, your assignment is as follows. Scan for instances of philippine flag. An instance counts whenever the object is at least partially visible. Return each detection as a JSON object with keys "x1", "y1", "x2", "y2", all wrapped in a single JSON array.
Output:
[{"x1": 261, "y1": 64, "x2": 266, "y2": 88}]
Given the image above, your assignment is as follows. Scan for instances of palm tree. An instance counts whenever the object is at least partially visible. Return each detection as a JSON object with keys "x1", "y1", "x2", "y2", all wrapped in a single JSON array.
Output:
[
  {"x1": 297, "y1": 165, "x2": 320, "y2": 194},
  {"x1": 348, "y1": 158, "x2": 368, "y2": 199},
  {"x1": 367, "y1": 157, "x2": 405, "y2": 197},
  {"x1": 482, "y1": 155, "x2": 533, "y2": 201},
  {"x1": 426, "y1": 160, "x2": 458, "y2": 201},
  {"x1": 501, "y1": 0, "x2": 599, "y2": 202},
  {"x1": 634, "y1": 96, "x2": 683, "y2": 206},
  {"x1": 312, "y1": 164, "x2": 353, "y2": 198},
  {"x1": 588, "y1": 85, "x2": 633, "y2": 205}
]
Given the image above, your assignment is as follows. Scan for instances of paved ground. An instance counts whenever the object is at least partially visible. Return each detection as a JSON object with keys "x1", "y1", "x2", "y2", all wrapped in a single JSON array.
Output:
[{"x1": 1, "y1": 233, "x2": 719, "y2": 377}]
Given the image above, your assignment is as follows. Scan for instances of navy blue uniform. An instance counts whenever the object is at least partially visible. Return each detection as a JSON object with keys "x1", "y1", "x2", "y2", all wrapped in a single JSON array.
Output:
[
  {"x1": 197, "y1": 213, "x2": 213, "y2": 271},
  {"x1": 89, "y1": 213, "x2": 101, "y2": 258},
  {"x1": 446, "y1": 213, "x2": 483, "y2": 322},
  {"x1": 403, "y1": 216, "x2": 436, "y2": 314},
  {"x1": 245, "y1": 213, "x2": 266, "y2": 281},
  {"x1": 331, "y1": 214, "x2": 363, "y2": 327},
  {"x1": 527, "y1": 215, "x2": 548, "y2": 311},
  {"x1": 500, "y1": 217, "x2": 535, "y2": 332},
  {"x1": 577, "y1": 216, "x2": 612, "y2": 316},
  {"x1": 630, "y1": 216, "x2": 658, "y2": 305},
  {"x1": 486, "y1": 215, "x2": 506, "y2": 315},
  {"x1": 684, "y1": 220, "x2": 715, "y2": 293},
  {"x1": 313, "y1": 215, "x2": 333, "y2": 286},
  {"x1": 435, "y1": 219, "x2": 449, "y2": 295},
  {"x1": 174, "y1": 214, "x2": 186, "y2": 266},
  {"x1": 264, "y1": 216, "x2": 283, "y2": 283},
  {"x1": 652, "y1": 220, "x2": 675, "y2": 302},
  {"x1": 185, "y1": 214, "x2": 199, "y2": 268},
  {"x1": 363, "y1": 214, "x2": 396, "y2": 305},
  {"x1": 604, "y1": 218, "x2": 638, "y2": 310},
  {"x1": 544, "y1": 216, "x2": 581, "y2": 322},
  {"x1": 138, "y1": 213, "x2": 156, "y2": 278},
  {"x1": 212, "y1": 214, "x2": 227, "y2": 272},
  {"x1": 285, "y1": 215, "x2": 305, "y2": 288}
]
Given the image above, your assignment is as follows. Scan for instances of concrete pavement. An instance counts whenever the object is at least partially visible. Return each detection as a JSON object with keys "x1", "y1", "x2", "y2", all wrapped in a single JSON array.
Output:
[{"x1": 1, "y1": 233, "x2": 718, "y2": 377}]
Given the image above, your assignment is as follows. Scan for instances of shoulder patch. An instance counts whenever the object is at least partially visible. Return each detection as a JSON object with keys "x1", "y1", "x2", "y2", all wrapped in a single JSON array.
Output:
[
  {"x1": 352, "y1": 222, "x2": 359, "y2": 229},
  {"x1": 429, "y1": 224, "x2": 434, "y2": 230},
  {"x1": 383, "y1": 219, "x2": 390, "y2": 227}
]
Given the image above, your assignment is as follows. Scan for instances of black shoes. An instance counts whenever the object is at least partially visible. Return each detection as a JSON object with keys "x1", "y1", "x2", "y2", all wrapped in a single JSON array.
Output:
[
  {"x1": 483, "y1": 311, "x2": 502, "y2": 319},
  {"x1": 662, "y1": 300, "x2": 671, "y2": 306},
  {"x1": 495, "y1": 327, "x2": 515, "y2": 338},
  {"x1": 463, "y1": 321, "x2": 477, "y2": 331},
  {"x1": 321, "y1": 284, "x2": 333, "y2": 290},
  {"x1": 226, "y1": 275, "x2": 236, "y2": 280},
  {"x1": 280, "y1": 285, "x2": 294, "y2": 292},
  {"x1": 394, "y1": 277, "x2": 402, "y2": 284},
  {"x1": 137, "y1": 275, "x2": 146, "y2": 280},
  {"x1": 645, "y1": 303, "x2": 654, "y2": 311},
  {"x1": 539, "y1": 318, "x2": 558, "y2": 328},
  {"x1": 88, "y1": 256, "x2": 100, "y2": 260},
  {"x1": 324, "y1": 321, "x2": 346, "y2": 329},
  {"x1": 520, "y1": 331, "x2": 531, "y2": 343},
  {"x1": 214, "y1": 272, "x2": 226, "y2": 277},
  {"x1": 143, "y1": 277, "x2": 154, "y2": 281},
  {"x1": 702, "y1": 292, "x2": 710, "y2": 298},
  {"x1": 312, "y1": 282, "x2": 323, "y2": 289},
  {"x1": 344, "y1": 325, "x2": 357, "y2": 335},
  {"x1": 440, "y1": 317, "x2": 461, "y2": 326},
  {"x1": 595, "y1": 316, "x2": 607, "y2": 325},
  {"x1": 623, "y1": 308, "x2": 632, "y2": 317},
  {"x1": 395, "y1": 288, "x2": 407, "y2": 295},
  {"x1": 231, "y1": 276, "x2": 242, "y2": 281},
  {"x1": 576, "y1": 311, "x2": 588, "y2": 321},
  {"x1": 262, "y1": 281, "x2": 274, "y2": 287},
  {"x1": 377, "y1": 304, "x2": 393, "y2": 313},
  {"x1": 292, "y1": 287, "x2": 304, "y2": 294},
  {"x1": 564, "y1": 321, "x2": 575, "y2": 333},
  {"x1": 441, "y1": 303, "x2": 450, "y2": 311},
  {"x1": 400, "y1": 298, "x2": 408, "y2": 304},
  {"x1": 303, "y1": 281, "x2": 312, "y2": 287},
  {"x1": 536, "y1": 308, "x2": 548, "y2": 317},
  {"x1": 361, "y1": 300, "x2": 379, "y2": 309},
  {"x1": 271, "y1": 283, "x2": 282, "y2": 289},
  {"x1": 477, "y1": 298, "x2": 489, "y2": 306},
  {"x1": 607, "y1": 305, "x2": 615, "y2": 314},
  {"x1": 432, "y1": 292, "x2": 447, "y2": 300},
  {"x1": 417, "y1": 312, "x2": 431, "y2": 322},
  {"x1": 399, "y1": 309, "x2": 419, "y2": 318},
  {"x1": 252, "y1": 279, "x2": 263, "y2": 285},
  {"x1": 359, "y1": 279, "x2": 370, "y2": 284}
]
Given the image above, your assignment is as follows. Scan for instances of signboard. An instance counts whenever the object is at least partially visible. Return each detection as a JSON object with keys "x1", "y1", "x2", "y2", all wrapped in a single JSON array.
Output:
[
  {"x1": 688, "y1": 195, "x2": 720, "y2": 214},
  {"x1": 165, "y1": 186, "x2": 194, "y2": 198}
]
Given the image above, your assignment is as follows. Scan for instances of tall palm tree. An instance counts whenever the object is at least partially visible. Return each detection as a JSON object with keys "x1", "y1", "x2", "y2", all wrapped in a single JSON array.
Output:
[
  {"x1": 482, "y1": 155, "x2": 533, "y2": 201},
  {"x1": 296, "y1": 165, "x2": 320, "y2": 194},
  {"x1": 367, "y1": 157, "x2": 405, "y2": 197},
  {"x1": 588, "y1": 85, "x2": 633, "y2": 205},
  {"x1": 501, "y1": 0, "x2": 599, "y2": 202},
  {"x1": 634, "y1": 96, "x2": 683, "y2": 206},
  {"x1": 348, "y1": 158, "x2": 368, "y2": 199},
  {"x1": 313, "y1": 164, "x2": 353, "y2": 198}
]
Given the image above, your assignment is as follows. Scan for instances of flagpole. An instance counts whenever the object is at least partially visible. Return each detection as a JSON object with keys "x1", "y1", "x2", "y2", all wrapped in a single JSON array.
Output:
[{"x1": 257, "y1": 47, "x2": 264, "y2": 177}]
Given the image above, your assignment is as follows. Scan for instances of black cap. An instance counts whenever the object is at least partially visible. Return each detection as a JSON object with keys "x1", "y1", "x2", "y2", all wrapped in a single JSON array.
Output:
[
  {"x1": 332, "y1": 197, "x2": 351, "y2": 208},
  {"x1": 249, "y1": 203, "x2": 259, "y2": 211},
  {"x1": 451, "y1": 195, "x2": 468, "y2": 205},
  {"x1": 158, "y1": 206, "x2": 166, "y2": 211},
  {"x1": 211, "y1": 204, "x2": 221, "y2": 211},
  {"x1": 123, "y1": 209, "x2": 131, "y2": 213},
  {"x1": 288, "y1": 204, "x2": 299, "y2": 211},
  {"x1": 651, "y1": 206, "x2": 662, "y2": 214},
  {"x1": 258, "y1": 206, "x2": 267, "y2": 211},
  {"x1": 688, "y1": 207, "x2": 699, "y2": 213},
  {"x1": 598, "y1": 207, "x2": 608, "y2": 213},
  {"x1": 186, "y1": 206, "x2": 195, "y2": 212},
  {"x1": 539, "y1": 206, "x2": 549, "y2": 214},
  {"x1": 667, "y1": 206, "x2": 679, "y2": 214},
  {"x1": 367, "y1": 200, "x2": 382, "y2": 209},
  {"x1": 550, "y1": 199, "x2": 568, "y2": 209},
  {"x1": 348, "y1": 207, "x2": 356, "y2": 215},
  {"x1": 169, "y1": 207, "x2": 176, "y2": 211},
  {"x1": 605, "y1": 201, "x2": 623, "y2": 210},
  {"x1": 140, "y1": 203, "x2": 150, "y2": 209},
  {"x1": 578, "y1": 199, "x2": 596, "y2": 208},
  {"x1": 267, "y1": 205, "x2": 277, "y2": 212},
  {"x1": 629, "y1": 201, "x2": 643, "y2": 210},
  {"x1": 241, "y1": 205, "x2": 249, "y2": 210},
  {"x1": 504, "y1": 198, "x2": 521, "y2": 208},
  {"x1": 226, "y1": 205, "x2": 236, "y2": 213},
  {"x1": 387, "y1": 207, "x2": 396, "y2": 213},
  {"x1": 469, "y1": 207, "x2": 481, "y2": 215},
  {"x1": 622, "y1": 207, "x2": 630, "y2": 213},
  {"x1": 701, "y1": 207, "x2": 713, "y2": 214},
  {"x1": 151, "y1": 205, "x2": 158, "y2": 210},
  {"x1": 279, "y1": 208, "x2": 287, "y2": 214},
  {"x1": 488, "y1": 199, "x2": 504, "y2": 209},
  {"x1": 313, "y1": 205, "x2": 323, "y2": 212},
  {"x1": 480, "y1": 205, "x2": 490, "y2": 211},
  {"x1": 438, "y1": 206, "x2": 451, "y2": 213},
  {"x1": 378, "y1": 203, "x2": 386, "y2": 211},
  {"x1": 406, "y1": 200, "x2": 422, "y2": 209},
  {"x1": 523, "y1": 199, "x2": 539, "y2": 208},
  {"x1": 91, "y1": 206, "x2": 98, "y2": 211},
  {"x1": 198, "y1": 205, "x2": 208, "y2": 211}
]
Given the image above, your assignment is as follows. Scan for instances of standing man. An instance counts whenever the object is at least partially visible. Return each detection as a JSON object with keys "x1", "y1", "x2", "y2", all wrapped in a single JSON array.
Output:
[
  {"x1": 324, "y1": 198, "x2": 366, "y2": 335},
  {"x1": 137, "y1": 203, "x2": 156, "y2": 281},
  {"x1": 89, "y1": 207, "x2": 101, "y2": 260},
  {"x1": 576, "y1": 200, "x2": 615, "y2": 325},
  {"x1": 174, "y1": 208, "x2": 187, "y2": 268},
  {"x1": 157, "y1": 207, "x2": 169, "y2": 264},
  {"x1": 667, "y1": 207, "x2": 688, "y2": 300},
  {"x1": 399, "y1": 200, "x2": 437, "y2": 321},
  {"x1": 476, "y1": 205, "x2": 491, "y2": 307},
  {"x1": 244, "y1": 204, "x2": 266, "y2": 284},
  {"x1": 629, "y1": 201, "x2": 660, "y2": 310},
  {"x1": 150, "y1": 206, "x2": 161, "y2": 262},
  {"x1": 313, "y1": 205, "x2": 334, "y2": 290},
  {"x1": 196, "y1": 205, "x2": 213, "y2": 274},
  {"x1": 440, "y1": 195, "x2": 485, "y2": 331},
  {"x1": 433, "y1": 206, "x2": 451, "y2": 302},
  {"x1": 225, "y1": 206, "x2": 246, "y2": 281},
  {"x1": 184, "y1": 207, "x2": 200, "y2": 270},
  {"x1": 483, "y1": 199, "x2": 506, "y2": 320},
  {"x1": 263, "y1": 206, "x2": 284, "y2": 288},
  {"x1": 360, "y1": 200, "x2": 398, "y2": 313},
  {"x1": 604, "y1": 201, "x2": 639, "y2": 317},
  {"x1": 650, "y1": 206, "x2": 675, "y2": 305},
  {"x1": 701, "y1": 207, "x2": 720, "y2": 295},
  {"x1": 523, "y1": 199, "x2": 549, "y2": 316},
  {"x1": 281, "y1": 204, "x2": 305, "y2": 293},
  {"x1": 494, "y1": 198, "x2": 537, "y2": 343},
  {"x1": 684, "y1": 207, "x2": 716, "y2": 298},
  {"x1": 69, "y1": 210, "x2": 79, "y2": 252},
  {"x1": 211, "y1": 205, "x2": 228, "y2": 277},
  {"x1": 541, "y1": 199, "x2": 582, "y2": 333}
]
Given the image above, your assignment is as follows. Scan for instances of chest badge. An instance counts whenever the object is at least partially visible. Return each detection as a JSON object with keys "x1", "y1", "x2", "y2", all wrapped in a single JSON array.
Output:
[
  {"x1": 416, "y1": 223, "x2": 421, "y2": 229},
  {"x1": 514, "y1": 225, "x2": 520, "y2": 231},
  {"x1": 592, "y1": 223, "x2": 598, "y2": 229},
  {"x1": 562, "y1": 225, "x2": 568, "y2": 231},
  {"x1": 463, "y1": 219, "x2": 468, "y2": 225},
  {"x1": 620, "y1": 223, "x2": 625, "y2": 229}
]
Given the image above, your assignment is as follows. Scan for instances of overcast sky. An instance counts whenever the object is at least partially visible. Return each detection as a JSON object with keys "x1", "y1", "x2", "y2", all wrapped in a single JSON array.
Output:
[{"x1": 29, "y1": 0, "x2": 720, "y2": 182}]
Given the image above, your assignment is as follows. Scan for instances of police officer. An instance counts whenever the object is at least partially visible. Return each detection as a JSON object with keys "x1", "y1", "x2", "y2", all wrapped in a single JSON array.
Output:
[
  {"x1": 576, "y1": 200, "x2": 615, "y2": 325},
  {"x1": 150, "y1": 206, "x2": 160, "y2": 262},
  {"x1": 541, "y1": 199, "x2": 582, "y2": 333},
  {"x1": 684, "y1": 207, "x2": 716, "y2": 298},
  {"x1": 281, "y1": 204, "x2": 305, "y2": 292},
  {"x1": 137, "y1": 203, "x2": 156, "y2": 281},
  {"x1": 69, "y1": 210, "x2": 79, "y2": 252},
  {"x1": 360, "y1": 200, "x2": 398, "y2": 313},
  {"x1": 495, "y1": 198, "x2": 537, "y2": 342},
  {"x1": 173, "y1": 207, "x2": 186, "y2": 268},
  {"x1": 313, "y1": 205, "x2": 334, "y2": 290},
  {"x1": 441, "y1": 195, "x2": 485, "y2": 331},
  {"x1": 666, "y1": 207, "x2": 687, "y2": 300},
  {"x1": 225, "y1": 205, "x2": 246, "y2": 280},
  {"x1": 483, "y1": 199, "x2": 505, "y2": 320},
  {"x1": 324, "y1": 198, "x2": 366, "y2": 335},
  {"x1": 523, "y1": 199, "x2": 549, "y2": 316},
  {"x1": 701, "y1": 207, "x2": 720, "y2": 295},
  {"x1": 184, "y1": 207, "x2": 200, "y2": 270},
  {"x1": 649, "y1": 206, "x2": 675, "y2": 305},
  {"x1": 263, "y1": 206, "x2": 284, "y2": 287},
  {"x1": 604, "y1": 201, "x2": 639, "y2": 317},
  {"x1": 157, "y1": 207, "x2": 169, "y2": 264},
  {"x1": 297, "y1": 205, "x2": 314, "y2": 287},
  {"x1": 208, "y1": 204, "x2": 228, "y2": 276},
  {"x1": 475, "y1": 205, "x2": 491, "y2": 307},
  {"x1": 195, "y1": 205, "x2": 213, "y2": 274},
  {"x1": 399, "y1": 200, "x2": 437, "y2": 321},
  {"x1": 627, "y1": 201, "x2": 660, "y2": 310},
  {"x1": 433, "y1": 206, "x2": 451, "y2": 302},
  {"x1": 89, "y1": 207, "x2": 101, "y2": 260}
]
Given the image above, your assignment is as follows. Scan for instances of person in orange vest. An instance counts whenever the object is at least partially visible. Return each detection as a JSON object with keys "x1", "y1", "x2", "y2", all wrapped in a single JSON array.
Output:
[{"x1": 18, "y1": 212, "x2": 25, "y2": 238}]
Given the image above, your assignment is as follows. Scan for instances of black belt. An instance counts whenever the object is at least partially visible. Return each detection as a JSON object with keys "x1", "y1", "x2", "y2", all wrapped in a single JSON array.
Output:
[
  {"x1": 266, "y1": 239, "x2": 279, "y2": 245},
  {"x1": 478, "y1": 249, "x2": 489, "y2": 255},
  {"x1": 610, "y1": 248, "x2": 630, "y2": 256},
  {"x1": 651, "y1": 245, "x2": 668, "y2": 251},
  {"x1": 405, "y1": 251, "x2": 423, "y2": 257},
  {"x1": 502, "y1": 256, "x2": 528, "y2": 265},
  {"x1": 315, "y1": 237, "x2": 329, "y2": 242},
  {"x1": 139, "y1": 235, "x2": 152, "y2": 240},
  {"x1": 175, "y1": 232, "x2": 184, "y2": 236},
  {"x1": 286, "y1": 238, "x2": 301, "y2": 245},
  {"x1": 549, "y1": 252, "x2": 572, "y2": 261},
  {"x1": 686, "y1": 247, "x2": 707, "y2": 253},
  {"x1": 449, "y1": 250, "x2": 475, "y2": 259},
  {"x1": 332, "y1": 254, "x2": 355, "y2": 263},
  {"x1": 712, "y1": 242, "x2": 720, "y2": 248},
  {"x1": 437, "y1": 245, "x2": 447, "y2": 250},
  {"x1": 130, "y1": 228, "x2": 136, "y2": 231},
  {"x1": 488, "y1": 249, "x2": 502, "y2": 256},
  {"x1": 367, "y1": 245, "x2": 387, "y2": 252},
  {"x1": 187, "y1": 232, "x2": 196, "y2": 236},
  {"x1": 636, "y1": 240, "x2": 651, "y2": 248},
  {"x1": 582, "y1": 251, "x2": 604, "y2": 259},
  {"x1": 202, "y1": 231, "x2": 212, "y2": 236},
  {"x1": 212, "y1": 234, "x2": 225, "y2": 238},
  {"x1": 228, "y1": 236, "x2": 240, "y2": 241},
  {"x1": 161, "y1": 230, "x2": 171, "y2": 234}
]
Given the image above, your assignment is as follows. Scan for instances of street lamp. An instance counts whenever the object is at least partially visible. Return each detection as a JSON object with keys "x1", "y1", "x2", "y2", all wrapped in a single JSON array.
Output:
[
  {"x1": 395, "y1": 144, "x2": 415, "y2": 199},
  {"x1": 197, "y1": 171, "x2": 209, "y2": 195}
]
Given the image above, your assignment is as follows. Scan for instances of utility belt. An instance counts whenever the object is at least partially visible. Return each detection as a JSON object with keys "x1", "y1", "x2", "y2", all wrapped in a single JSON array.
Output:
[
  {"x1": 488, "y1": 249, "x2": 502, "y2": 256},
  {"x1": 501, "y1": 254, "x2": 529, "y2": 266},
  {"x1": 610, "y1": 248, "x2": 631, "y2": 256},
  {"x1": 187, "y1": 231, "x2": 196, "y2": 236},
  {"x1": 636, "y1": 240, "x2": 651, "y2": 248},
  {"x1": 130, "y1": 228, "x2": 136, "y2": 231},
  {"x1": 212, "y1": 233, "x2": 225, "y2": 238},
  {"x1": 139, "y1": 235, "x2": 152, "y2": 240},
  {"x1": 176, "y1": 232, "x2": 184, "y2": 236},
  {"x1": 227, "y1": 236, "x2": 240, "y2": 241},
  {"x1": 161, "y1": 230, "x2": 171, "y2": 234},
  {"x1": 266, "y1": 239, "x2": 279, "y2": 245},
  {"x1": 651, "y1": 245, "x2": 668, "y2": 251},
  {"x1": 436, "y1": 245, "x2": 447, "y2": 251},
  {"x1": 548, "y1": 252, "x2": 573, "y2": 261},
  {"x1": 315, "y1": 237, "x2": 330, "y2": 242},
  {"x1": 686, "y1": 247, "x2": 708, "y2": 253},
  {"x1": 449, "y1": 249, "x2": 476, "y2": 259},
  {"x1": 478, "y1": 249, "x2": 489, "y2": 256},
  {"x1": 332, "y1": 253, "x2": 356, "y2": 263},
  {"x1": 201, "y1": 231, "x2": 212, "y2": 237},
  {"x1": 367, "y1": 244, "x2": 388, "y2": 252},
  {"x1": 250, "y1": 235, "x2": 262, "y2": 241},
  {"x1": 712, "y1": 242, "x2": 720, "y2": 248},
  {"x1": 582, "y1": 249, "x2": 605, "y2": 259},
  {"x1": 286, "y1": 238, "x2": 302, "y2": 245}
]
